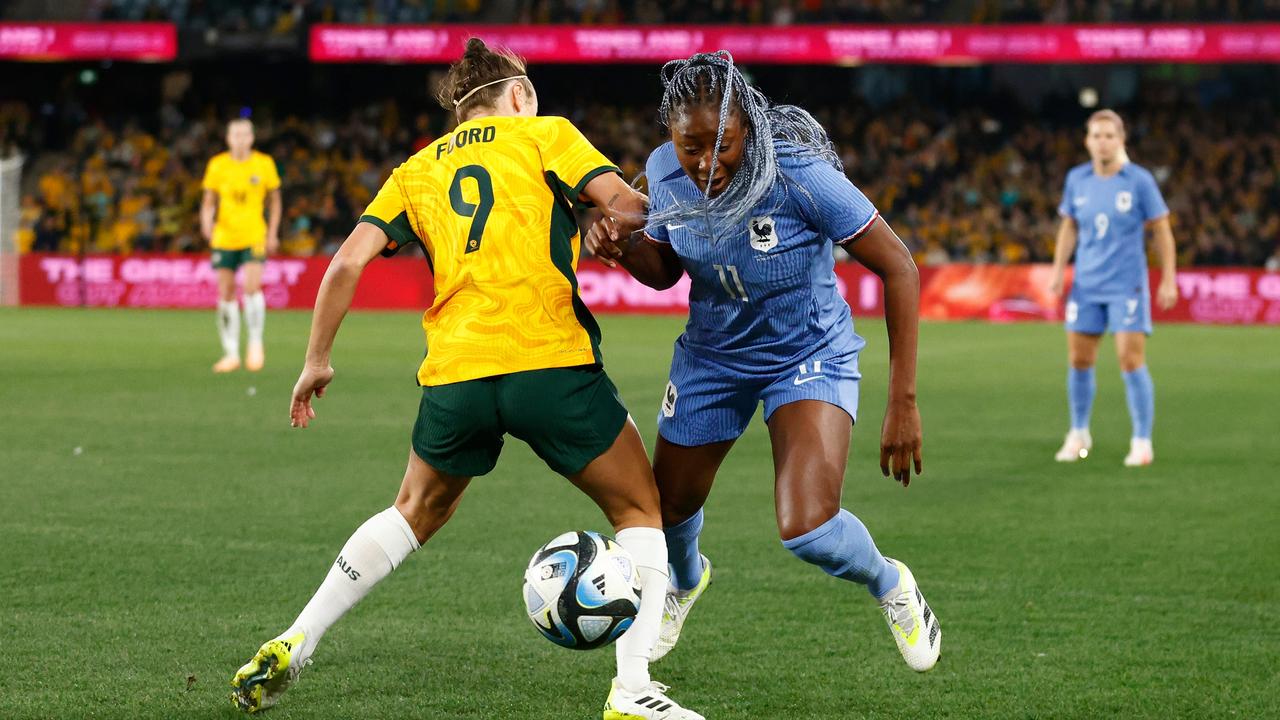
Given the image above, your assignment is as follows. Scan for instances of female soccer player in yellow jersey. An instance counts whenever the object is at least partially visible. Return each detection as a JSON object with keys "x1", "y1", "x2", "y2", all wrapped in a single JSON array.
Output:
[
  {"x1": 200, "y1": 118, "x2": 282, "y2": 373},
  {"x1": 228, "y1": 39, "x2": 703, "y2": 720}
]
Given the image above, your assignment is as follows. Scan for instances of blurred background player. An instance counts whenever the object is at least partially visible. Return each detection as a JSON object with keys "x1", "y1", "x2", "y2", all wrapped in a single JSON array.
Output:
[
  {"x1": 587, "y1": 51, "x2": 939, "y2": 673},
  {"x1": 200, "y1": 117, "x2": 282, "y2": 373},
  {"x1": 1049, "y1": 109, "x2": 1178, "y2": 466},
  {"x1": 228, "y1": 40, "x2": 701, "y2": 720}
]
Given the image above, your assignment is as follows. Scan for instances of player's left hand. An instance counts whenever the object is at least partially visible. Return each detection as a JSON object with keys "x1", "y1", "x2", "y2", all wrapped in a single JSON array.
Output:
[
  {"x1": 1157, "y1": 275, "x2": 1178, "y2": 310},
  {"x1": 880, "y1": 398, "x2": 923, "y2": 487},
  {"x1": 266, "y1": 233, "x2": 280, "y2": 256},
  {"x1": 290, "y1": 364, "x2": 335, "y2": 428}
]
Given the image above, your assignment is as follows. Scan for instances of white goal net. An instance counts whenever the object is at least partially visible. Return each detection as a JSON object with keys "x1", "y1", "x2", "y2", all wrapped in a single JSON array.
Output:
[{"x1": 0, "y1": 154, "x2": 21, "y2": 306}]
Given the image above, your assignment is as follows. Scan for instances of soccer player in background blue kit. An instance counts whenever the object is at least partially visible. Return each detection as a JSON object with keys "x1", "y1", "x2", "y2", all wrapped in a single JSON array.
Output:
[
  {"x1": 587, "y1": 51, "x2": 941, "y2": 674},
  {"x1": 1049, "y1": 109, "x2": 1179, "y2": 467}
]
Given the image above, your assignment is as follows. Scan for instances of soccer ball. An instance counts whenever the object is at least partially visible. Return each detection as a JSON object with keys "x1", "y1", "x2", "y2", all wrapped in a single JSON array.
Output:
[{"x1": 522, "y1": 530, "x2": 641, "y2": 650}]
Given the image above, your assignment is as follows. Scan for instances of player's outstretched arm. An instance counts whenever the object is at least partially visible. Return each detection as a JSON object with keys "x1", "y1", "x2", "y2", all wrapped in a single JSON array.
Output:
[
  {"x1": 290, "y1": 222, "x2": 387, "y2": 428},
  {"x1": 1149, "y1": 216, "x2": 1179, "y2": 310},
  {"x1": 847, "y1": 217, "x2": 923, "y2": 487},
  {"x1": 1049, "y1": 217, "x2": 1077, "y2": 298},
  {"x1": 199, "y1": 190, "x2": 218, "y2": 241},
  {"x1": 581, "y1": 172, "x2": 683, "y2": 290},
  {"x1": 266, "y1": 189, "x2": 283, "y2": 254}
]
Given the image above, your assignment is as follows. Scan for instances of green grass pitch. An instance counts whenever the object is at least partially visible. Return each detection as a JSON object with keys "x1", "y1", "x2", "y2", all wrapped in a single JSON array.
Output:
[{"x1": 1, "y1": 307, "x2": 1277, "y2": 719}]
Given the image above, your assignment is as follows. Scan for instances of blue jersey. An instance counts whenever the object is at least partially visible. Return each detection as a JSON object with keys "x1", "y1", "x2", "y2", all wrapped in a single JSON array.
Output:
[
  {"x1": 1058, "y1": 162, "x2": 1168, "y2": 301},
  {"x1": 644, "y1": 142, "x2": 879, "y2": 371}
]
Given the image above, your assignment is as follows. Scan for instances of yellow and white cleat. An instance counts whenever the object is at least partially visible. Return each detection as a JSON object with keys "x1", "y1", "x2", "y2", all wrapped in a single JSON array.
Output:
[
  {"x1": 1123, "y1": 437, "x2": 1154, "y2": 467},
  {"x1": 653, "y1": 555, "x2": 712, "y2": 662},
  {"x1": 879, "y1": 559, "x2": 941, "y2": 672},
  {"x1": 1054, "y1": 428, "x2": 1092, "y2": 462},
  {"x1": 230, "y1": 632, "x2": 309, "y2": 714},
  {"x1": 245, "y1": 343, "x2": 265, "y2": 372},
  {"x1": 603, "y1": 679, "x2": 704, "y2": 720},
  {"x1": 213, "y1": 356, "x2": 242, "y2": 374}
]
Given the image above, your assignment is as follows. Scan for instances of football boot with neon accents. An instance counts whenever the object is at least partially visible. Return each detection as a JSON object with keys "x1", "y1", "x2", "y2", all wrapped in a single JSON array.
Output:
[
  {"x1": 603, "y1": 679, "x2": 704, "y2": 720},
  {"x1": 230, "y1": 631, "x2": 310, "y2": 713},
  {"x1": 652, "y1": 555, "x2": 711, "y2": 662},
  {"x1": 878, "y1": 559, "x2": 941, "y2": 672}
]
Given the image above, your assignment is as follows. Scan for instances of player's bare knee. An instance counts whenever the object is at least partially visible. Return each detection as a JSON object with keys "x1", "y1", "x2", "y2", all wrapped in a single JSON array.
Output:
[
  {"x1": 1068, "y1": 349, "x2": 1097, "y2": 369},
  {"x1": 1069, "y1": 354, "x2": 1096, "y2": 370},
  {"x1": 776, "y1": 501, "x2": 839, "y2": 544},
  {"x1": 1119, "y1": 353, "x2": 1145, "y2": 373}
]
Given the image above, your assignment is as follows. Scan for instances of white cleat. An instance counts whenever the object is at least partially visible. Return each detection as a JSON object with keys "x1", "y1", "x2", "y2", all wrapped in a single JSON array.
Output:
[
  {"x1": 1123, "y1": 437, "x2": 1154, "y2": 467},
  {"x1": 1054, "y1": 428, "x2": 1093, "y2": 462},
  {"x1": 653, "y1": 555, "x2": 712, "y2": 662},
  {"x1": 603, "y1": 679, "x2": 704, "y2": 720},
  {"x1": 878, "y1": 559, "x2": 941, "y2": 672}
]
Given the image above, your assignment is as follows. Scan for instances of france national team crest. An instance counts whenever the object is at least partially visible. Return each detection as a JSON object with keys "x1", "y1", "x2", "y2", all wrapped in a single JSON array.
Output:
[
  {"x1": 749, "y1": 216, "x2": 778, "y2": 252},
  {"x1": 1115, "y1": 191, "x2": 1132, "y2": 213}
]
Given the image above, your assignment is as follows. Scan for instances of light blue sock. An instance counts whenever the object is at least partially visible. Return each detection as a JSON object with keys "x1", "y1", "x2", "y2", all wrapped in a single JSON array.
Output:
[
  {"x1": 782, "y1": 509, "x2": 899, "y2": 600},
  {"x1": 663, "y1": 508, "x2": 705, "y2": 592},
  {"x1": 1068, "y1": 366, "x2": 1096, "y2": 430},
  {"x1": 1122, "y1": 366, "x2": 1155, "y2": 439}
]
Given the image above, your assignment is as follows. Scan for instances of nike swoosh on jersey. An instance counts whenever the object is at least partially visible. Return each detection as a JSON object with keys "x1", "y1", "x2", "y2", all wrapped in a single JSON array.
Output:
[
  {"x1": 1073, "y1": 196, "x2": 1087, "y2": 206},
  {"x1": 793, "y1": 375, "x2": 827, "y2": 386}
]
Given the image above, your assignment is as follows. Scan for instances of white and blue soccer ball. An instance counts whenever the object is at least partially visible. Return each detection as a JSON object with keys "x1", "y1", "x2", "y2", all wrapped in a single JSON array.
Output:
[{"x1": 522, "y1": 530, "x2": 641, "y2": 650}]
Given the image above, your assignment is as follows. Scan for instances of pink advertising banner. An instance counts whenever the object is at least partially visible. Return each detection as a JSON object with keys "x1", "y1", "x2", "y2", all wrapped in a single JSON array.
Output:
[
  {"x1": 0, "y1": 22, "x2": 176, "y2": 61},
  {"x1": 19, "y1": 254, "x2": 1280, "y2": 326},
  {"x1": 310, "y1": 24, "x2": 1280, "y2": 64}
]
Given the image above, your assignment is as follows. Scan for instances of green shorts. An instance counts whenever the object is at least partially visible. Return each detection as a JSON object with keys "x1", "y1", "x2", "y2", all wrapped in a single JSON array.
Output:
[
  {"x1": 413, "y1": 365, "x2": 629, "y2": 477},
  {"x1": 211, "y1": 247, "x2": 266, "y2": 271}
]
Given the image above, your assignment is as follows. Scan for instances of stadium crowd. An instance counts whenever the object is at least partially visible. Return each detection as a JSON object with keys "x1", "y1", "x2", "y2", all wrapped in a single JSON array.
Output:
[
  {"x1": 79, "y1": 0, "x2": 1280, "y2": 25},
  {"x1": 12, "y1": 90, "x2": 1278, "y2": 268}
]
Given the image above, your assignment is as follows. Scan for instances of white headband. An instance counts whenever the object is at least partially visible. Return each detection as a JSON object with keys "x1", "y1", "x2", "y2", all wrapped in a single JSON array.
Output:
[{"x1": 454, "y1": 74, "x2": 528, "y2": 109}]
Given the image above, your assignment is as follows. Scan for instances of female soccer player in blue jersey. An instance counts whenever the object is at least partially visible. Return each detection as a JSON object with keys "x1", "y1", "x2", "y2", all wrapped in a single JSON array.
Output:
[
  {"x1": 1048, "y1": 109, "x2": 1178, "y2": 467},
  {"x1": 586, "y1": 51, "x2": 940, "y2": 672}
]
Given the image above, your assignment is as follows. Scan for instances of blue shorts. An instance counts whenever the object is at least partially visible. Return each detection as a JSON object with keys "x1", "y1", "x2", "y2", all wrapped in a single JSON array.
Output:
[
  {"x1": 656, "y1": 340, "x2": 861, "y2": 447},
  {"x1": 1066, "y1": 289, "x2": 1152, "y2": 335}
]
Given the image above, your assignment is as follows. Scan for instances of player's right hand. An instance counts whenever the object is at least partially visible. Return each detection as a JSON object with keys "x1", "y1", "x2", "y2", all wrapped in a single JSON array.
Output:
[
  {"x1": 584, "y1": 216, "x2": 625, "y2": 269},
  {"x1": 290, "y1": 364, "x2": 335, "y2": 428}
]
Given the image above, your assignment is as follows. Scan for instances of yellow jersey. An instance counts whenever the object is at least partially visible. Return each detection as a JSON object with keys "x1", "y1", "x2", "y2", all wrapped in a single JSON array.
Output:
[
  {"x1": 201, "y1": 150, "x2": 281, "y2": 250},
  {"x1": 360, "y1": 115, "x2": 619, "y2": 387}
]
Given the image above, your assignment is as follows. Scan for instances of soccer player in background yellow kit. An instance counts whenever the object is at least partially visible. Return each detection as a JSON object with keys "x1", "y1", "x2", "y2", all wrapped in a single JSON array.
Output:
[
  {"x1": 201, "y1": 118, "x2": 282, "y2": 373},
  {"x1": 228, "y1": 39, "x2": 702, "y2": 719}
]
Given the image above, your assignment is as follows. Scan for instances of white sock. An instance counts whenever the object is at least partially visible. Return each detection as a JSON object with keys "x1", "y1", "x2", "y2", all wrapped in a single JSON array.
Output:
[
  {"x1": 217, "y1": 299, "x2": 240, "y2": 358},
  {"x1": 244, "y1": 291, "x2": 266, "y2": 348},
  {"x1": 283, "y1": 507, "x2": 420, "y2": 658},
  {"x1": 614, "y1": 526, "x2": 668, "y2": 693}
]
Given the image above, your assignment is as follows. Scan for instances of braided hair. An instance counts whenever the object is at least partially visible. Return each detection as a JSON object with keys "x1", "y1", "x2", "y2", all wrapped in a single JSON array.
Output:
[{"x1": 650, "y1": 51, "x2": 841, "y2": 239}]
